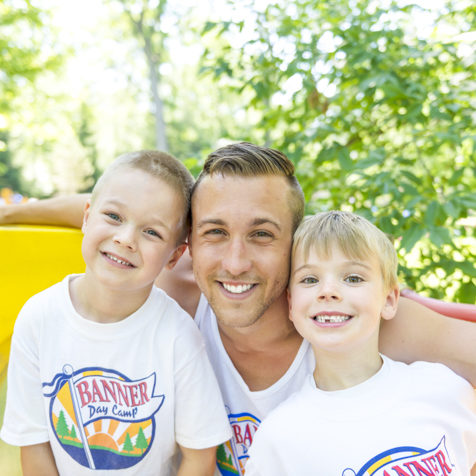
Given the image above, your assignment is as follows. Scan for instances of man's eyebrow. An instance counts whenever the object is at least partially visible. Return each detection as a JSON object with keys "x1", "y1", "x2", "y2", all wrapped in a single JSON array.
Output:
[
  {"x1": 195, "y1": 217, "x2": 281, "y2": 230},
  {"x1": 195, "y1": 218, "x2": 226, "y2": 229},
  {"x1": 251, "y1": 218, "x2": 281, "y2": 231}
]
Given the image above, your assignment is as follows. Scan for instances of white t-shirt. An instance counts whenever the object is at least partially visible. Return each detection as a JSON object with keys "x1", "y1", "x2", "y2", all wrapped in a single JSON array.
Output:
[
  {"x1": 194, "y1": 295, "x2": 315, "y2": 475},
  {"x1": 246, "y1": 355, "x2": 476, "y2": 476},
  {"x1": 1, "y1": 276, "x2": 232, "y2": 476}
]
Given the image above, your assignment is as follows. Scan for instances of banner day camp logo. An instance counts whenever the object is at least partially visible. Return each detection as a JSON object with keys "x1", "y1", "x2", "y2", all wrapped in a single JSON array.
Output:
[
  {"x1": 43, "y1": 365, "x2": 164, "y2": 470},
  {"x1": 217, "y1": 411, "x2": 261, "y2": 476},
  {"x1": 341, "y1": 437, "x2": 455, "y2": 476}
]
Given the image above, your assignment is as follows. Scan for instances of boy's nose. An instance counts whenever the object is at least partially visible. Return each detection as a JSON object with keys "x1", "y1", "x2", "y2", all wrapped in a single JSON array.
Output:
[
  {"x1": 317, "y1": 281, "x2": 341, "y2": 301},
  {"x1": 113, "y1": 226, "x2": 137, "y2": 251}
]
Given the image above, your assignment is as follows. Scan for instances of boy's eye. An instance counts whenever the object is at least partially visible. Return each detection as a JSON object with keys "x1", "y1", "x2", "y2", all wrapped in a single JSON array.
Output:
[
  {"x1": 345, "y1": 275, "x2": 363, "y2": 283},
  {"x1": 300, "y1": 276, "x2": 318, "y2": 284},
  {"x1": 106, "y1": 212, "x2": 121, "y2": 221},
  {"x1": 145, "y1": 229, "x2": 160, "y2": 238}
]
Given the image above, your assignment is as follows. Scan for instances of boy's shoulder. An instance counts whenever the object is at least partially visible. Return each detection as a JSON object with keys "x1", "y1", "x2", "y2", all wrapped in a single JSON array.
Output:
[
  {"x1": 17, "y1": 275, "x2": 69, "y2": 316},
  {"x1": 385, "y1": 356, "x2": 474, "y2": 400}
]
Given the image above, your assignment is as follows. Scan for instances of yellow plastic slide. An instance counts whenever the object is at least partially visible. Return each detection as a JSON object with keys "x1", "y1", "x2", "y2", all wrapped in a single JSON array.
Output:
[{"x1": 1, "y1": 225, "x2": 84, "y2": 376}]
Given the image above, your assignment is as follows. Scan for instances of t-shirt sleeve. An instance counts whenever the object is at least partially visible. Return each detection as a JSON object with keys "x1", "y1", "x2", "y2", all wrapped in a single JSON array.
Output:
[
  {"x1": 1, "y1": 296, "x2": 50, "y2": 446},
  {"x1": 172, "y1": 319, "x2": 232, "y2": 449}
]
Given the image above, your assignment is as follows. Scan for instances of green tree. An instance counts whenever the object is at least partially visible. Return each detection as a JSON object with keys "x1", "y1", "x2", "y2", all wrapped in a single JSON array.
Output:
[
  {"x1": 56, "y1": 410, "x2": 69, "y2": 439},
  {"x1": 0, "y1": 0, "x2": 61, "y2": 113},
  {"x1": 135, "y1": 427, "x2": 148, "y2": 454},
  {"x1": 201, "y1": 0, "x2": 476, "y2": 302},
  {"x1": 70, "y1": 424, "x2": 77, "y2": 440},
  {"x1": 112, "y1": 0, "x2": 170, "y2": 151},
  {"x1": 123, "y1": 432, "x2": 134, "y2": 453}
]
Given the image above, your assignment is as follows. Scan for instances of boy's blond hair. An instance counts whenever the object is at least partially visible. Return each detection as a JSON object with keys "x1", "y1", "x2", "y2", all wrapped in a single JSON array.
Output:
[
  {"x1": 292, "y1": 211, "x2": 398, "y2": 290},
  {"x1": 91, "y1": 150, "x2": 195, "y2": 243}
]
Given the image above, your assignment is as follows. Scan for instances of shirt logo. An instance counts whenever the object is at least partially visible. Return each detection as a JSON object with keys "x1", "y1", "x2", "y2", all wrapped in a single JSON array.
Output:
[
  {"x1": 217, "y1": 411, "x2": 261, "y2": 475},
  {"x1": 43, "y1": 365, "x2": 164, "y2": 470},
  {"x1": 342, "y1": 437, "x2": 455, "y2": 476}
]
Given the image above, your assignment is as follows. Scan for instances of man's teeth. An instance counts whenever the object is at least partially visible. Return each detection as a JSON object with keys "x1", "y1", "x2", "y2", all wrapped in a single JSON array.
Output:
[
  {"x1": 313, "y1": 314, "x2": 350, "y2": 323},
  {"x1": 222, "y1": 283, "x2": 253, "y2": 294},
  {"x1": 106, "y1": 253, "x2": 132, "y2": 266}
]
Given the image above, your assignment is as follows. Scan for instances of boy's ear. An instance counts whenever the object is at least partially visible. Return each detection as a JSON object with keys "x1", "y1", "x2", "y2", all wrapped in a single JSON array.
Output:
[
  {"x1": 165, "y1": 244, "x2": 187, "y2": 270},
  {"x1": 81, "y1": 200, "x2": 92, "y2": 233},
  {"x1": 187, "y1": 230, "x2": 193, "y2": 257},
  {"x1": 287, "y1": 288, "x2": 294, "y2": 322},
  {"x1": 381, "y1": 287, "x2": 400, "y2": 321}
]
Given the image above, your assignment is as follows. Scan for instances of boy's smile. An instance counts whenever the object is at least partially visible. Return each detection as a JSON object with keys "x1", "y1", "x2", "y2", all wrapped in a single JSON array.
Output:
[
  {"x1": 77, "y1": 167, "x2": 186, "y2": 320},
  {"x1": 289, "y1": 246, "x2": 398, "y2": 355}
]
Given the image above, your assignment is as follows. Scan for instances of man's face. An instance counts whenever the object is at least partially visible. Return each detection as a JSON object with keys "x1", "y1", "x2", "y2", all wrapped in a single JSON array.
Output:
[{"x1": 190, "y1": 174, "x2": 294, "y2": 328}]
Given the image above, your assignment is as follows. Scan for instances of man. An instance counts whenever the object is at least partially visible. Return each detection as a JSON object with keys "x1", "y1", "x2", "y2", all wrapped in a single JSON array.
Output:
[{"x1": 2, "y1": 143, "x2": 475, "y2": 475}]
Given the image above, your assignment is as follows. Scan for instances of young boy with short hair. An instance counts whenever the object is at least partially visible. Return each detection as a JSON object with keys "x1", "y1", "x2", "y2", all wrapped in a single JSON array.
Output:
[
  {"x1": 246, "y1": 210, "x2": 476, "y2": 475},
  {"x1": 1, "y1": 150, "x2": 231, "y2": 475}
]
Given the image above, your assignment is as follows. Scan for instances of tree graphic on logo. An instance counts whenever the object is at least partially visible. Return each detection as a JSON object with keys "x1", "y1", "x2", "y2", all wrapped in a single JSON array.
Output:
[
  {"x1": 70, "y1": 425, "x2": 77, "y2": 440},
  {"x1": 56, "y1": 410, "x2": 69, "y2": 439},
  {"x1": 123, "y1": 433, "x2": 134, "y2": 454},
  {"x1": 135, "y1": 427, "x2": 148, "y2": 455}
]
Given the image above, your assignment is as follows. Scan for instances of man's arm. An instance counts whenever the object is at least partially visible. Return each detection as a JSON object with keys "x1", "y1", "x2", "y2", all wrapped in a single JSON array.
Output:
[
  {"x1": 380, "y1": 296, "x2": 476, "y2": 386},
  {"x1": 0, "y1": 194, "x2": 89, "y2": 228},
  {"x1": 177, "y1": 445, "x2": 217, "y2": 476},
  {"x1": 21, "y1": 442, "x2": 59, "y2": 476}
]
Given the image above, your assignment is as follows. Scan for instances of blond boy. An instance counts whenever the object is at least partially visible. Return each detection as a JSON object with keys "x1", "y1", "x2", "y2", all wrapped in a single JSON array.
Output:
[
  {"x1": 1, "y1": 151, "x2": 231, "y2": 475},
  {"x1": 247, "y1": 211, "x2": 476, "y2": 475}
]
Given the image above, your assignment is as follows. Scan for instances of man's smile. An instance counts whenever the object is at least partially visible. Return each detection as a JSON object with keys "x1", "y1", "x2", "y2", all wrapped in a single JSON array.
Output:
[{"x1": 220, "y1": 282, "x2": 256, "y2": 294}]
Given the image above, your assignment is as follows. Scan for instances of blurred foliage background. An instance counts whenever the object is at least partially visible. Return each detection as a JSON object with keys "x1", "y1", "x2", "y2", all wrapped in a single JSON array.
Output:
[{"x1": 1, "y1": 0, "x2": 475, "y2": 302}]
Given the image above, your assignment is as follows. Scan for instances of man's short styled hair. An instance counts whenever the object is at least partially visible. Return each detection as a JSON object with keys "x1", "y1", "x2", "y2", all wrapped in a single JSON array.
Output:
[
  {"x1": 292, "y1": 211, "x2": 398, "y2": 290},
  {"x1": 193, "y1": 142, "x2": 305, "y2": 233},
  {"x1": 91, "y1": 150, "x2": 195, "y2": 242}
]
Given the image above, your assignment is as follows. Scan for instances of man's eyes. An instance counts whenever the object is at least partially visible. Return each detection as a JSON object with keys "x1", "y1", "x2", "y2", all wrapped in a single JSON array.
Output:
[
  {"x1": 204, "y1": 228, "x2": 226, "y2": 236},
  {"x1": 252, "y1": 230, "x2": 273, "y2": 239}
]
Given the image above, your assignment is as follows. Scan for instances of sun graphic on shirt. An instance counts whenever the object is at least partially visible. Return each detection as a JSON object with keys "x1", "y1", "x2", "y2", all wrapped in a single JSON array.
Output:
[{"x1": 44, "y1": 367, "x2": 164, "y2": 470}]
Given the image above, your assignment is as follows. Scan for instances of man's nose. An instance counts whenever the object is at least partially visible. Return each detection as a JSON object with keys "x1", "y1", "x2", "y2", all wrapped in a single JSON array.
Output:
[{"x1": 221, "y1": 238, "x2": 252, "y2": 276}]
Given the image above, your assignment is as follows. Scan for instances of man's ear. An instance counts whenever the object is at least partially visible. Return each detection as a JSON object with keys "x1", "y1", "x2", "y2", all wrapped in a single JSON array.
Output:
[
  {"x1": 81, "y1": 200, "x2": 92, "y2": 233},
  {"x1": 165, "y1": 244, "x2": 187, "y2": 270},
  {"x1": 381, "y1": 286, "x2": 400, "y2": 321}
]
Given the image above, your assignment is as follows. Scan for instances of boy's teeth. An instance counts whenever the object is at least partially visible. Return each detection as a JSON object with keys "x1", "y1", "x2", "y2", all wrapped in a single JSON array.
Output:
[
  {"x1": 313, "y1": 314, "x2": 350, "y2": 323},
  {"x1": 106, "y1": 253, "x2": 132, "y2": 266},
  {"x1": 223, "y1": 283, "x2": 253, "y2": 294}
]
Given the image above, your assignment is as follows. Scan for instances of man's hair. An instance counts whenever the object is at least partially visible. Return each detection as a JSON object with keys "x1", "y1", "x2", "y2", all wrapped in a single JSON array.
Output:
[
  {"x1": 92, "y1": 150, "x2": 195, "y2": 242},
  {"x1": 292, "y1": 211, "x2": 398, "y2": 290},
  {"x1": 192, "y1": 142, "x2": 305, "y2": 232}
]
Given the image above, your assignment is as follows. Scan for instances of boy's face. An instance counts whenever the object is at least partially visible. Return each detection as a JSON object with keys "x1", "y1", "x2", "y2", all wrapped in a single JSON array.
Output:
[
  {"x1": 81, "y1": 167, "x2": 186, "y2": 297},
  {"x1": 288, "y1": 245, "x2": 398, "y2": 355}
]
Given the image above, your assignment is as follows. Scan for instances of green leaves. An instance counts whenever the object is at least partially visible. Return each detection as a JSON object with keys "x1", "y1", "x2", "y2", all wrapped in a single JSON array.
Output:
[{"x1": 200, "y1": 0, "x2": 476, "y2": 302}]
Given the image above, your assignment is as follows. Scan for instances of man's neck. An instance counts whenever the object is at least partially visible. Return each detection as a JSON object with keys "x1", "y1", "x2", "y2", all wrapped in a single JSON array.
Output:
[{"x1": 217, "y1": 294, "x2": 304, "y2": 391}]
